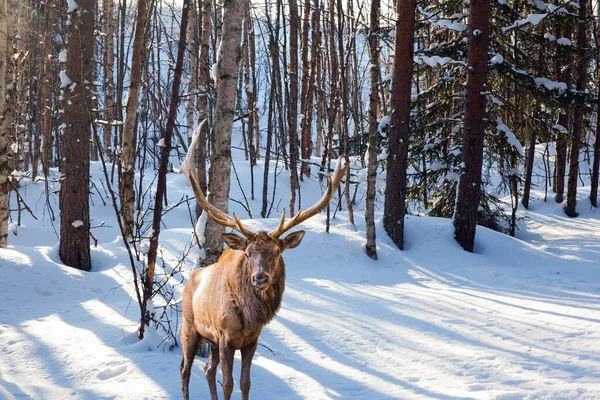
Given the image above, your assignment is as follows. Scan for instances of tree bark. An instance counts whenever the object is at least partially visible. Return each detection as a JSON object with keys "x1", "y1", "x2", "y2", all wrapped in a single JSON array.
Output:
[
  {"x1": 554, "y1": 24, "x2": 571, "y2": 203},
  {"x1": 40, "y1": 4, "x2": 56, "y2": 176},
  {"x1": 522, "y1": 129, "x2": 536, "y2": 209},
  {"x1": 103, "y1": 0, "x2": 115, "y2": 160},
  {"x1": 336, "y1": 0, "x2": 354, "y2": 225},
  {"x1": 565, "y1": 0, "x2": 588, "y2": 218},
  {"x1": 120, "y1": 0, "x2": 148, "y2": 238},
  {"x1": 195, "y1": 0, "x2": 210, "y2": 220},
  {"x1": 453, "y1": 0, "x2": 490, "y2": 252},
  {"x1": 59, "y1": 0, "x2": 95, "y2": 270},
  {"x1": 383, "y1": 0, "x2": 417, "y2": 250},
  {"x1": 365, "y1": 0, "x2": 380, "y2": 260},
  {"x1": 591, "y1": 118, "x2": 600, "y2": 207},
  {"x1": 0, "y1": 0, "x2": 9, "y2": 248},
  {"x1": 204, "y1": 0, "x2": 245, "y2": 265},
  {"x1": 299, "y1": 0, "x2": 317, "y2": 179},
  {"x1": 288, "y1": 0, "x2": 300, "y2": 216}
]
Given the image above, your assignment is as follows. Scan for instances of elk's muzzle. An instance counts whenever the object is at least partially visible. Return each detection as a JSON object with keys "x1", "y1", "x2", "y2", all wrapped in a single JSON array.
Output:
[{"x1": 252, "y1": 272, "x2": 269, "y2": 288}]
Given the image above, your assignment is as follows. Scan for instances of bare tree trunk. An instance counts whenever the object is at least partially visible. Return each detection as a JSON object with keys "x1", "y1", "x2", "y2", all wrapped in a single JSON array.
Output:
[
  {"x1": 288, "y1": 0, "x2": 300, "y2": 215},
  {"x1": 40, "y1": 5, "x2": 55, "y2": 176},
  {"x1": 453, "y1": 0, "x2": 490, "y2": 252},
  {"x1": 0, "y1": 0, "x2": 9, "y2": 248},
  {"x1": 204, "y1": 0, "x2": 245, "y2": 265},
  {"x1": 103, "y1": 0, "x2": 115, "y2": 160},
  {"x1": 120, "y1": 0, "x2": 148, "y2": 238},
  {"x1": 336, "y1": 0, "x2": 354, "y2": 225},
  {"x1": 565, "y1": 0, "x2": 588, "y2": 217},
  {"x1": 592, "y1": 5, "x2": 600, "y2": 207},
  {"x1": 522, "y1": 129, "x2": 536, "y2": 209},
  {"x1": 554, "y1": 24, "x2": 571, "y2": 203},
  {"x1": 315, "y1": 43, "x2": 324, "y2": 158},
  {"x1": 243, "y1": 3, "x2": 257, "y2": 200},
  {"x1": 59, "y1": 0, "x2": 94, "y2": 270},
  {"x1": 195, "y1": 0, "x2": 210, "y2": 220},
  {"x1": 186, "y1": 0, "x2": 198, "y2": 140},
  {"x1": 365, "y1": 0, "x2": 380, "y2": 260},
  {"x1": 141, "y1": 0, "x2": 191, "y2": 339},
  {"x1": 591, "y1": 116, "x2": 600, "y2": 207},
  {"x1": 299, "y1": 0, "x2": 318, "y2": 179},
  {"x1": 383, "y1": 0, "x2": 417, "y2": 250}
]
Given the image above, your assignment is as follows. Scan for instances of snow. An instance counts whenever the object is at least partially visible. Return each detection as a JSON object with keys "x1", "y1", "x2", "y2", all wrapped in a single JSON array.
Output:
[
  {"x1": 415, "y1": 55, "x2": 452, "y2": 67},
  {"x1": 433, "y1": 19, "x2": 468, "y2": 32},
  {"x1": 59, "y1": 70, "x2": 72, "y2": 88},
  {"x1": 496, "y1": 117, "x2": 523, "y2": 155},
  {"x1": 502, "y1": 13, "x2": 547, "y2": 33},
  {"x1": 58, "y1": 49, "x2": 67, "y2": 63},
  {"x1": 71, "y1": 220, "x2": 84, "y2": 228},
  {"x1": 1, "y1": 142, "x2": 600, "y2": 399},
  {"x1": 534, "y1": 77, "x2": 568, "y2": 93},
  {"x1": 490, "y1": 53, "x2": 504, "y2": 65},
  {"x1": 378, "y1": 115, "x2": 390, "y2": 133},
  {"x1": 66, "y1": 0, "x2": 79, "y2": 13},
  {"x1": 556, "y1": 38, "x2": 572, "y2": 46}
]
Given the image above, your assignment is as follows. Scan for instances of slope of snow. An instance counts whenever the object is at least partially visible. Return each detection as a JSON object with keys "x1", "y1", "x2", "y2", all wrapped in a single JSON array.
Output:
[{"x1": 1, "y1": 149, "x2": 600, "y2": 399}]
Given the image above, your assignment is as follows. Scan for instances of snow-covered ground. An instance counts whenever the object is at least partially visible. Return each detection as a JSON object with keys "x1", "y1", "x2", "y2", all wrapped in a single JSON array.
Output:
[{"x1": 1, "y1": 148, "x2": 600, "y2": 399}]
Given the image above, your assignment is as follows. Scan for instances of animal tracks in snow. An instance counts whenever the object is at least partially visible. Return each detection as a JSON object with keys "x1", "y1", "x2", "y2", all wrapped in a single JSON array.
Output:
[{"x1": 33, "y1": 287, "x2": 53, "y2": 297}]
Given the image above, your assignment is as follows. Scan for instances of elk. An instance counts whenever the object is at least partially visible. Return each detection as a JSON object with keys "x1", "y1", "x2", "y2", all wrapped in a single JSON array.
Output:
[{"x1": 179, "y1": 159, "x2": 347, "y2": 400}]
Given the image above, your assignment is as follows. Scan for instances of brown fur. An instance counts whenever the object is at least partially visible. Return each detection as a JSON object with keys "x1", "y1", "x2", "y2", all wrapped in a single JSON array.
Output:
[{"x1": 180, "y1": 230, "x2": 303, "y2": 400}]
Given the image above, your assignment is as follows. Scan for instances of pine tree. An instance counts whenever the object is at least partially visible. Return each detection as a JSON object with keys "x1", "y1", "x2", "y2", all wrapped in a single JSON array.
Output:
[
  {"x1": 453, "y1": 0, "x2": 490, "y2": 252},
  {"x1": 383, "y1": 0, "x2": 417, "y2": 250},
  {"x1": 59, "y1": 0, "x2": 95, "y2": 270}
]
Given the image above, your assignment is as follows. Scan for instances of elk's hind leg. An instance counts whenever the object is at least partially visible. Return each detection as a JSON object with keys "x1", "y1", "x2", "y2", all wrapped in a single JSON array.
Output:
[
  {"x1": 204, "y1": 342, "x2": 220, "y2": 400},
  {"x1": 180, "y1": 319, "x2": 200, "y2": 400}
]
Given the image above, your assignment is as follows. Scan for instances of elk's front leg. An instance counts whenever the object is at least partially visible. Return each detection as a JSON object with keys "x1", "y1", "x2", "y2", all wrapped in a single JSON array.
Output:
[
  {"x1": 219, "y1": 340, "x2": 236, "y2": 400},
  {"x1": 180, "y1": 318, "x2": 199, "y2": 400},
  {"x1": 240, "y1": 341, "x2": 258, "y2": 400},
  {"x1": 204, "y1": 342, "x2": 220, "y2": 400}
]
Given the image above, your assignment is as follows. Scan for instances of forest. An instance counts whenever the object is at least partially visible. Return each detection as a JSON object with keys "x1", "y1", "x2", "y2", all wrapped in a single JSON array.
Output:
[{"x1": 0, "y1": 0, "x2": 599, "y2": 398}]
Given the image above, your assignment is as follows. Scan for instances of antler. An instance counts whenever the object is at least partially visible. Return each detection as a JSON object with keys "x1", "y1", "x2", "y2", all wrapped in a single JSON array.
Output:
[
  {"x1": 180, "y1": 120, "x2": 256, "y2": 238},
  {"x1": 270, "y1": 158, "x2": 348, "y2": 239},
  {"x1": 185, "y1": 172, "x2": 256, "y2": 238}
]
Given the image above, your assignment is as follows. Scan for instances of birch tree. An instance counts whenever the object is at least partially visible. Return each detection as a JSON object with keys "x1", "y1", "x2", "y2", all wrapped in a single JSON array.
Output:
[
  {"x1": 203, "y1": 0, "x2": 246, "y2": 265},
  {"x1": 120, "y1": 0, "x2": 148, "y2": 238},
  {"x1": 365, "y1": 0, "x2": 380, "y2": 260}
]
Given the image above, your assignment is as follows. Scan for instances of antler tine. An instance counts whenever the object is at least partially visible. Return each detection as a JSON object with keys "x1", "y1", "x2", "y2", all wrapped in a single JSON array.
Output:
[
  {"x1": 269, "y1": 208, "x2": 287, "y2": 238},
  {"x1": 185, "y1": 171, "x2": 256, "y2": 238},
  {"x1": 270, "y1": 158, "x2": 348, "y2": 238},
  {"x1": 233, "y1": 213, "x2": 256, "y2": 238}
]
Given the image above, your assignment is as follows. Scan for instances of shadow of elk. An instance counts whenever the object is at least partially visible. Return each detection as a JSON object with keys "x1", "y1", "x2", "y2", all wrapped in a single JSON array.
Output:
[{"x1": 179, "y1": 158, "x2": 347, "y2": 400}]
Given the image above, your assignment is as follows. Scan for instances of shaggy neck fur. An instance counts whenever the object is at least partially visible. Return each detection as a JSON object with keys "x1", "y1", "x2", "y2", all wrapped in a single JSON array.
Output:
[{"x1": 228, "y1": 257, "x2": 285, "y2": 332}]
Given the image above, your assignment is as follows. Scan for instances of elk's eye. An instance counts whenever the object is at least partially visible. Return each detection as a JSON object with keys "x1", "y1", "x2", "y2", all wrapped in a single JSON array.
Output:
[
  {"x1": 274, "y1": 249, "x2": 280, "y2": 256},
  {"x1": 244, "y1": 252, "x2": 250, "y2": 258}
]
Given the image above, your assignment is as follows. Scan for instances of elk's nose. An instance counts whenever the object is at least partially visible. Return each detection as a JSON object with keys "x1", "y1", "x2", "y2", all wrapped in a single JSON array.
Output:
[{"x1": 253, "y1": 273, "x2": 268, "y2": 286}]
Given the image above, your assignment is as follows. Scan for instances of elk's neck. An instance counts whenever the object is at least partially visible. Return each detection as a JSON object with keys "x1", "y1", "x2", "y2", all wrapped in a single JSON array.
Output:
[{"x1": 232, "y1": 258, "x2": 285, "y2": 332}]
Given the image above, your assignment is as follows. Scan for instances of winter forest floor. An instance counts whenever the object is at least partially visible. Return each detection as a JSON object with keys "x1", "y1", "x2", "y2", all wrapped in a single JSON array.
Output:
[{"x1": 1, "y1": 151, "x2": 600, "y2": 399}]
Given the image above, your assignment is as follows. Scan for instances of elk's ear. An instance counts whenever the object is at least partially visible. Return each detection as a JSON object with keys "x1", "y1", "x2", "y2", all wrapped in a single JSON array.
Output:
[
  {"x1": 281, "y1": 231, "x2": 305, "y2": 251},
  {"x1": 222, "y1": 233, "x2": 248, "y2": 251}
]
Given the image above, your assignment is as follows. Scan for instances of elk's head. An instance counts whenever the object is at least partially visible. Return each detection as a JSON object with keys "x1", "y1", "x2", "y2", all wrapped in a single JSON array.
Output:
[
  {"x1": 222, "y1": 230, "x2": 305, "y2": 290},
  {"x1": 181, "y1": 153, "x2": 347, "y2": 291}
]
